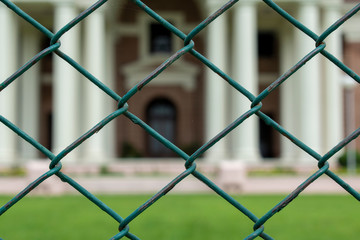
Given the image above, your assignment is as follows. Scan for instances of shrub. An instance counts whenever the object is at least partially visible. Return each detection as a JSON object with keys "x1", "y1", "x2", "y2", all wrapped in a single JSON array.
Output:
[
  {"x1": 338, "y1": 150, "x2": 360, "y2": 167},
  {"x1": 121, "y1": 142, "x2": 143, "y2": 158}
]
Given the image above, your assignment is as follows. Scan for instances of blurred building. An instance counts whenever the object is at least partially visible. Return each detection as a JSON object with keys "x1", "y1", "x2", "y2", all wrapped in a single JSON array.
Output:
[{"x1": 0, "y1": 0, "x2": 359, "y2": 166}]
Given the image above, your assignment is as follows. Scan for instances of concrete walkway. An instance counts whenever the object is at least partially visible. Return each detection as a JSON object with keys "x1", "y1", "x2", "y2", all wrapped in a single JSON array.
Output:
[{"x1": 0, "y1": 174, "x2": 359, "y2": 195}]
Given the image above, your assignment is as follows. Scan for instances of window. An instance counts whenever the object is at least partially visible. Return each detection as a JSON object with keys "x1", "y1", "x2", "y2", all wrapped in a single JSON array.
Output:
[
  {"x1": 259, "y1": 113, "x2": 275, "y2": 158},
  {"x1": 147, "y1": 99, "x2": 177, "y2": 157},
  {"x1": 258, "y1": 31, "x2": 276, "y2": 58},
  {"x1": 150, "y1": 23, "x2": 172, "y2": 54},
  {"x1": 137, "y1": 12, "x2": 184, "y2": 59}
]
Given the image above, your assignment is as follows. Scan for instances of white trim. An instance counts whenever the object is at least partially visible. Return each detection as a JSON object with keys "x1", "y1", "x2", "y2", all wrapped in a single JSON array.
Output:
[{"x1": 122, "y1": 60, "x2": 199, "y2": 91}]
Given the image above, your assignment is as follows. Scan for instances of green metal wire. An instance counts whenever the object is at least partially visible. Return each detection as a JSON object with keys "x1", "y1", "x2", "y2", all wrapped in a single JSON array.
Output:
[{"x1": 0, "y1": 0, "x2": 359, "y2": 239}]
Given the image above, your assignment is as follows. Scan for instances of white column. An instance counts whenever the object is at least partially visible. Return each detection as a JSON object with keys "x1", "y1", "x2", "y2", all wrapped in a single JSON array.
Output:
[
  {"x1": 53, "y1": 2, "x2": 80, "y2": 161},
  {"x1": 104, "y1": 22, "x2": 117, "y2": 159},
  {"x1": 83, "y1": 8, "x2": 107, "y2": 162},
  {"x1": 204, "y1": 0, "x2": 229, "y2": 161},
  {"x1": 280, "y1": 28, "x2": 300, "y2": 162},
  {"x1": 20, "y1": 30, "x2": 41, "y2": 159},
  {"x1": 295, "y1": 2, "x2": 322, "y2": 162},
  {"x1": 231, "y1": 1, "x2": 260, "y2": 163},
  {"x1": 323, "y1": 3, "x2": 343, "y2": 154},
  {"x1": 0, "y1": 7, "x2": 19, "y2": 165}
]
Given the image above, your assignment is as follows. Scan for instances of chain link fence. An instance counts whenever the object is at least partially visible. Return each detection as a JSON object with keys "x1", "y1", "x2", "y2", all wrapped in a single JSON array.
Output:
[{"x1": 0, "y1": 0, "x2": 360, "y2": 239}]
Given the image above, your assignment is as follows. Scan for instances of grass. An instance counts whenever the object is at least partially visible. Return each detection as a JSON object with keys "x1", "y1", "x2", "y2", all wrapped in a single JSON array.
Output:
[{"x1": 0, "y1": 194, "x2": 359, "y2": 239}]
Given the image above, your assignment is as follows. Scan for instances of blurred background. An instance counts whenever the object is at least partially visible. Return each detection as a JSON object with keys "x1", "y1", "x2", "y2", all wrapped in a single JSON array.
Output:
[
  {"x1": 0, "y1": 0, "x2": 360, "y2": 193},
  {"x1": 1, "y1": 0, "x2": 360, "y2": 239}
]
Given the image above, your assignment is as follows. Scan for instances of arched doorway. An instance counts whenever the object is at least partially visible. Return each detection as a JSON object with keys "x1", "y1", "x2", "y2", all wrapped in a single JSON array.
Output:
[{"x1": 146, "y1": 98, "x2": 177, "y2": 157}]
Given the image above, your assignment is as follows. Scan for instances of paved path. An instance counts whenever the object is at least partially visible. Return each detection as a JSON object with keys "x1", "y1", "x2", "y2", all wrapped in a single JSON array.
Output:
[{"x1": 0, "y1": 175, "x2": 359, "y2": 195}]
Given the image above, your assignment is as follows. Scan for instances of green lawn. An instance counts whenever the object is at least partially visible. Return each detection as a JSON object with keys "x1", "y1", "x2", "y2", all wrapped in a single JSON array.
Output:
[{"x1": 0, "y1": 194, "x2": 359, "y2": 239}]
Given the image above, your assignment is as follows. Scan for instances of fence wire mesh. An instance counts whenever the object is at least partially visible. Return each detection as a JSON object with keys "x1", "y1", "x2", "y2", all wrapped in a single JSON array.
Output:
[{"x1": 0, "y1": 0, "x2": 360, "y2": 239}]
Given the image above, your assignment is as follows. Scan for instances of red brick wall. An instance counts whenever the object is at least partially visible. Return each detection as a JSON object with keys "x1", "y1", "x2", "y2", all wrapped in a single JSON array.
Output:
[
  {"x1": 115, "y1": 0, "x2": 204, "y2": 157},
  {"x1": 343, "y1": 41, "x2": 360, "y2": 150}
]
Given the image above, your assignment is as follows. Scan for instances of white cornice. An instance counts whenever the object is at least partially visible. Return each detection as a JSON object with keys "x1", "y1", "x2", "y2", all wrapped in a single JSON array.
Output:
[{"x1": 122, "y1": 59, "x2": 200, "y2": 91}]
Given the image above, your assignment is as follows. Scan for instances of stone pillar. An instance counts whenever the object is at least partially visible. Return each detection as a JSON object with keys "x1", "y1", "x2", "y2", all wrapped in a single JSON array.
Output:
[
  {"x1": 295, "y1": 2, "x2": 322, "y2": 162},
  {"x1": 204, "y1": 0, "x2": 229, "y2": 161},
  {"x1": 231, "y1": 1, "x2": 260, "y2": 163},
  {"x1": 83, "y1": 8, "x2": 107, "y2": 163},
  {"x1": 0, "y1": 7, "x2": 19, "y2": 165},
  {"x1": 20, "y1": 30, "x2": 41, "y2": 159},
  {"x1": 322, "y1": 2, "x2": 343, "y2": 153},
  {"x1": 53, "y1": 2, "x2": 80, "y2": 161}
]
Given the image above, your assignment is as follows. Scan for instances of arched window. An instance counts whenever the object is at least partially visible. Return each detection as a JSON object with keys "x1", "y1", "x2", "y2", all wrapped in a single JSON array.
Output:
[{"x1": 146, "y1": 98, "x2": 177, "y2": 157}]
